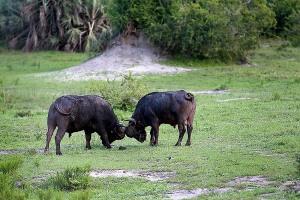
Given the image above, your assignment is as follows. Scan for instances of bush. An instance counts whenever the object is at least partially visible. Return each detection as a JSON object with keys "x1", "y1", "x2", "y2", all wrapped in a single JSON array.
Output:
[
  {"x1": 87, "y1": 73, "x2": 149, "y2": 111},
  {"x1": 44, "y1": 165, "x2": 91, "y2": 191},
  {"x1": 296, "y1": 154, "x2": 300, "y2": 177},
  {"x1": 109, "y1": 0, "x2": 276, "y2": 62},
  {"x1": 0, "y1": 155, "x2": 23, "y2": 174},
  {"x1": 0, "y1": 155, "x2": 25, "y2": 200},
  {"x1": 287, "y1": 11, "x2": 300, "y2": 47},
  {"x1": 14, "y1": 110, "x2": 32, "y2": 118}
]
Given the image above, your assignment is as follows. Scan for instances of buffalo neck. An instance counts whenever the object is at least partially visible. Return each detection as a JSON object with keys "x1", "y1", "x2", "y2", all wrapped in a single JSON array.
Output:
[{"x1": 132, "y1": 109, "x2": 146, "y2": 128}]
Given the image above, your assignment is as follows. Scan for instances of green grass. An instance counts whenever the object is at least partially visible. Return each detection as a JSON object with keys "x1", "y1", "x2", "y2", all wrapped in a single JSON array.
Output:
[{"x1": 0, "y1": 43, "x2": 300, "y2": 199}]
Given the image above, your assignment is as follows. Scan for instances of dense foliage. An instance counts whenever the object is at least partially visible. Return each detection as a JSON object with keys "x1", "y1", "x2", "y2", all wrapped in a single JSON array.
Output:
[
  {"x1": 0, "y1": 0, "x2": 300, "y2": 61},
  {"x1": 109, "y1": 0, "x2": 276, "y2": 62},
  {"x1": 267, "y1": 0, "x2": 300, "y2": 46},
  {"x1": 0, "y1": 0, "x2": 112, "y2": 52}
]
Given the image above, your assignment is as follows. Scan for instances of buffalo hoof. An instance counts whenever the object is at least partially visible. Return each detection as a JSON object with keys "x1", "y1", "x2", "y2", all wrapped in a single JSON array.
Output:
[
  {"x1": 56, "y1": 152, "x2": 62, "y2": 155},
  {"x1": 185, "y1": 142, "x2": 191, "y2": 146},
  {"x1": 175, "y1": 142, "x2": 181, "y2": 146},
  {"x1": 150, "y1": 142, "x2": 158, "y2": 147}
]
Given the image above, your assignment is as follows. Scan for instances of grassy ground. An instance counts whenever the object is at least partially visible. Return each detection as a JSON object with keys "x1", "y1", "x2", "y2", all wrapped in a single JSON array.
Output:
[{"x1": 0, "y1": 43, "x2": 299, "y2": 199}]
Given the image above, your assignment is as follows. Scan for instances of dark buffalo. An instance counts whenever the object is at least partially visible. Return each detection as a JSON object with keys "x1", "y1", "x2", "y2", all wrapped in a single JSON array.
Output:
[
  {"x1": 44, "y1": 95, "x2": 125, "y2": 155},
  {"x1": 125, "y1": 90, "x2": 196, "y2": 146}
]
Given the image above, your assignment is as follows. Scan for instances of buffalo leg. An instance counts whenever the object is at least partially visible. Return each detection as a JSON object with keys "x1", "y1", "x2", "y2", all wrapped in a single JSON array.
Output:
[
  {"x1": 55, "y1": 128, "x2": 66, "y2": 155},
  {"x1": 175, "y1": 123, "x2": 186, "y2": 146},
  {"x1": 101, "y1": 132, "x2": 112, "y2": 148},
  {"x1": 150, "y1": 125, "x2": 159, "y2": 146},
  {"x1": 97, "y1": 127, "x2": 112, "y2": 148},
  {"x1": 84, "y1": 130, "x2": 92, "y2": 149},
  {"x1": 44, "y1": 125, "x2": 56, "y2": 152},
  {"x1": 185, "y1": 124, "x2": 193, "y2": 146},
  {"x1": 150, "y1": 128, "x2": 155, "y2": 146},
  {"x1": 44, "y1": 112, "x2": 57, "y2": 153}
]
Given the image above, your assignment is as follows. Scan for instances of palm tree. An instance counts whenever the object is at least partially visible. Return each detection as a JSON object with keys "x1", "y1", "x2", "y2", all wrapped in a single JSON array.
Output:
[
  {"x1": 0, "y1": 0, "x2": 112, "y2": 52},
  {"x1": 63, "y1": 0, "x2": 112, "y2": 52}
]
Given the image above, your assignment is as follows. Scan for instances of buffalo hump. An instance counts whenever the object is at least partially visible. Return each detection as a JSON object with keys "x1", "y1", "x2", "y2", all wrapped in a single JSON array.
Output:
[{"x1": 55, "y1": 96, "x2": 76, "y2": 115}]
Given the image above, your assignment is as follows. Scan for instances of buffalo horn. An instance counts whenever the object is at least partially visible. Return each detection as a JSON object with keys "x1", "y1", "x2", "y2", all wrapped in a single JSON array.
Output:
[{"x1": 125, "y1": 118, "x2": 136, "y2": 126}]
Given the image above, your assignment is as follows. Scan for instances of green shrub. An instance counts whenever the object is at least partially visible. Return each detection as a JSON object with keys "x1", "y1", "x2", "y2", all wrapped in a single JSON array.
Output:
[
  {"x1": 37, "y1": 188, "x2": 63, "y2": 200},
  {"x1": 44, "y1": 165, "x2": 92, "y2": 191},
  {"x1": 0, "y1": 155, "x2": 23, "y2": 174},
  {"x1": 272, "y1": 92, "x2": 282, "y2": 101},
  {"x1": 70, "y1": 190, "x2": 90, "y2": 200},
  {"x1": 215, "y1": 84, "x2": 228, "y2": 91},
  {"x1": 87, "y1": 73, "x2": 149, "y2": 111},
  {"x1": 296, "y1": 154, "x2": 300, "y2": 178},
  {"x1": 0, "y1": 155, "x2": 25, "y2": 200},
  {"x1": 109, "y1": 0, "x2": 276, "y2": 62},
  {"x1": 14, "y1": 110, "x2": 32, "y2": 118}
]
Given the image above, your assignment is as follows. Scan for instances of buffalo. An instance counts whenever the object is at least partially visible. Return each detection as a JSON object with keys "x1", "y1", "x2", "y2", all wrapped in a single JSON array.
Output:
[
  {"x1": 44, "y1": 95, "x2": 125, "y2": 155},
  {"x1": 125, "y1": 90, "x2": 196, "y2": 146}
]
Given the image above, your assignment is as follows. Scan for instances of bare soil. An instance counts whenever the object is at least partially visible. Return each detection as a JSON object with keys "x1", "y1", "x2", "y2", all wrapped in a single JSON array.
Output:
[
  {"x1": 90, "y1": 170, "x2": 176, "y2": 182},
  {"x1": 166, "y1": 176, "x2": 300, "y2": 200},
  {"x1": 89, "y1": 170, "x2": 300, "y2": 199},
  {"x1": 46, "y1": 34, "x2": 191, "y2": 81}
]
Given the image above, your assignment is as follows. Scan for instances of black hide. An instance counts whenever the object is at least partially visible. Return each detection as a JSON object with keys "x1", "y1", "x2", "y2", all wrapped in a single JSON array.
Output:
[
  {"x1": 44, "y1": 95, "x2": 125, "y2": 155},
  {"x1": 125, "y1": 90, "x2": 196, "y2": 146}
]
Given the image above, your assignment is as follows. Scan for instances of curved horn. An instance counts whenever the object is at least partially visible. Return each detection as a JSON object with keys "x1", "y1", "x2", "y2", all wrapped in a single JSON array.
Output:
[
  {"x1": 125, "y1": 118, "x2": 136, "y2": 126},
  {"x1": 117, "y1": 123, "x2": 125, "y2": 127},
  {"x1": 129, "y1": 118, "x2": 136, "y2": 125},
  {"x1": 124, "y1": 118, "x2": 137, "y2": 137}
]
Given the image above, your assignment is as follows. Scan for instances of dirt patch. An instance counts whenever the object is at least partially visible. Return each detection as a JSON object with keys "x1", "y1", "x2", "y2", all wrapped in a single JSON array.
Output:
[
  {"x1": 0, "y1": 149, "x2": 44, "y2": 155},
  {"x1": 44, "y1": 34, "x2": 191, "y2": 82},
  {"x1": 29, "y1": 170, "x2": 299, "y2": 199},
  {"x1": 192, "y1": 90, "x2": 229, "y2": 95},
  {"x1": 217, "y1": 97, "x2": 258, "y2": 102},
  {"x1": 280, "y1": 180, "x2": 300, "y2": 193},
  {"x1": 228, "y1": 176, "x2": 275, "y2": 186},
  {"x1": 166, "y1": 176, "x2": 279, "y2": 199},
  {"x1": 89, "y1": 173, "x2": 280, "y2": 199},
  {"x1": 0, "y1": 149, "x2": 24, "y2": 155},
  {"x1": 90, "y1": 170, "x2": 176, "y2": 182},
  {"x1": 166, "y1": 188, "x2": 210, "y2": 200}
]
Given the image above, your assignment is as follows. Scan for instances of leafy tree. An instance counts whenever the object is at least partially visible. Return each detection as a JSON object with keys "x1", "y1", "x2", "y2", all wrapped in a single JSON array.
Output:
[
  {"x1": 108, "y1": 0, "x2": 155, "y2": 36},
  {"x1": 267, "y1": 0, "x2": 300, "y2": 34},
  {"x1": 266, "y1": 0, "x2": 300, "y2": 46},
  {"x1": 109, "y1": 0, "x2": 276, "y2": 62},
  {"x1": 287, "y1": 10, "x2": 300, "y2": 47}
]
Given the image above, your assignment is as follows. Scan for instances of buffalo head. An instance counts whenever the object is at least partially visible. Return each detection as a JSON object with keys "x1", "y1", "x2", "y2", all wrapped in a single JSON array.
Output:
[
  {"x1": 108, "y1": 123, "x2": 126, "y2": 144},
  {"x1": 125, "y1": 118, "x2": 146, "y2": 142}
]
